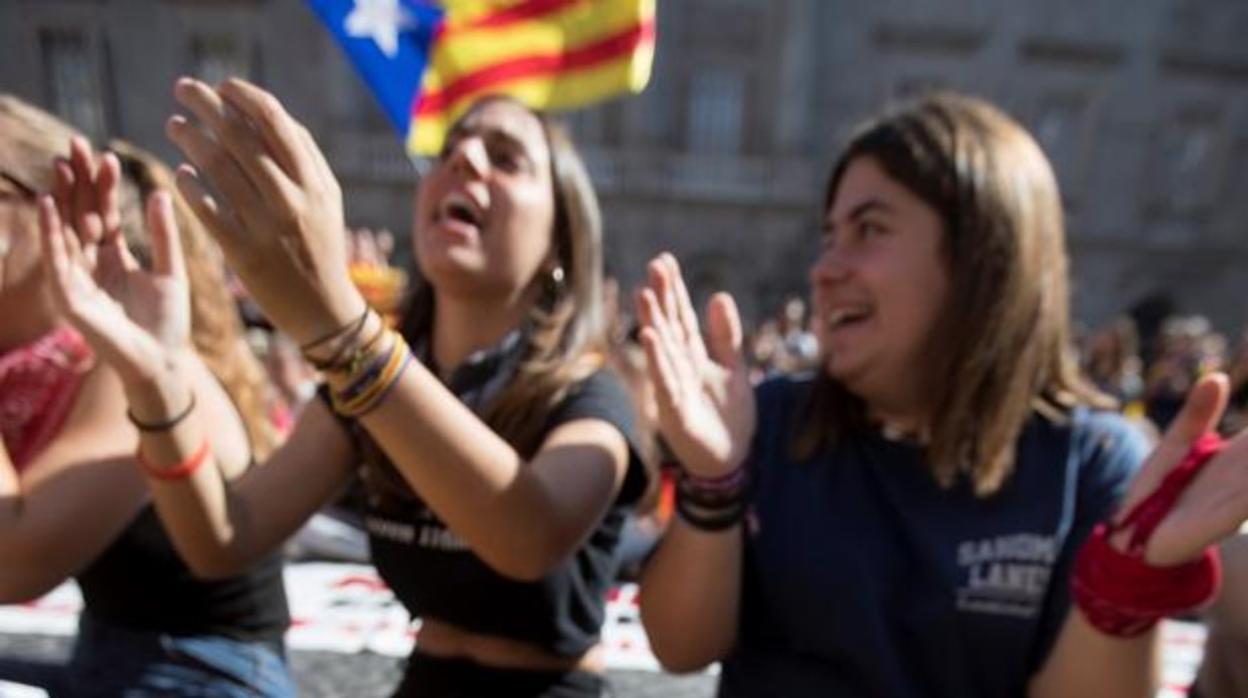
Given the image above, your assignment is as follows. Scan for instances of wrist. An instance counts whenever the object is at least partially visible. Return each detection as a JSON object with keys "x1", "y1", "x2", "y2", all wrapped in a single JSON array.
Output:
[
  {"x1": 120, "y1": 347, "x2": 196, "y2": 424},
  {"x1": 294, "y1": 289, "x2": 370, "y2": 349}
]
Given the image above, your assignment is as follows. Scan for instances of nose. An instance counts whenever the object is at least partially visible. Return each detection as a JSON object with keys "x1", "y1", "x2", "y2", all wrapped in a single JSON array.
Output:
[
  {"x1": 446, "y1": 136, "x2": 489, "y2": 180},
  {"x1": 809, "y1": 241, "x2": 852, "y2": 288}
]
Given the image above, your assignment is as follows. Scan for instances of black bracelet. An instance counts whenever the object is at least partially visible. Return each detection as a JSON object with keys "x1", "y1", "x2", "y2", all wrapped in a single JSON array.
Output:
[
  {"x1": 127, "y1": 393, "x2": 197, "y2": 432},
  {"x1": 301, "y1": 305, "x2": 371, "y2": 357},
  {"x1": 675, "y1": 494, "x2": 747, "y2": 532}
]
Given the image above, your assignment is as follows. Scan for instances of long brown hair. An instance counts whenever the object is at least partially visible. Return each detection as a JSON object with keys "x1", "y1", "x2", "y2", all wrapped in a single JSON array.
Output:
[
  {"x1": 110, "y1": 141, "x2": 281, "y2": 460},
  {"x1": 402, "y1": 97, "x2": 607, "y2": 457},
  {"x1": 794, "y1": 92, "x2": 1112, "y2": 496}
]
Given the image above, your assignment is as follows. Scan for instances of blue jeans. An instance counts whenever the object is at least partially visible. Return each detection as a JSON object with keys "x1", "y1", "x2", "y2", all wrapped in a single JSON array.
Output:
[{"x1": 57, "y1": 613, "x2": 295, "y2": 697}]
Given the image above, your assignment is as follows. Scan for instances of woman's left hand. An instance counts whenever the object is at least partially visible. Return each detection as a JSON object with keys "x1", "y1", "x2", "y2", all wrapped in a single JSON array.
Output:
[
  {"x1": 1119, "y1": 373, "x2": 1248, "y2": 566},
  {"x1": 164, "y1": 77, "x2": 365, "y2": 346}
]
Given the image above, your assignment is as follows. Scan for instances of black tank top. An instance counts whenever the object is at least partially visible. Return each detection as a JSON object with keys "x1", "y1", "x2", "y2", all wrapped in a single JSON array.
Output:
[{"x1": 76, "y1": 505, "x2": 290, "y2": 641}]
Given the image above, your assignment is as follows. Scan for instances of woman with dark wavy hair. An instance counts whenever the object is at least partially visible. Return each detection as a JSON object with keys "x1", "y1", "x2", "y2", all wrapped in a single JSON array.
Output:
[{"x1": 637, "y1": 92, "x2": 1248, "y2": 697}]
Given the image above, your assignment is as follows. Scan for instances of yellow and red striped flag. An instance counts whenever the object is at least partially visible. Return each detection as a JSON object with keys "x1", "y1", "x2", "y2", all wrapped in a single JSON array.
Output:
[
  {"x1": 412, "y1": 0, "x2": 655, "y2": 154},
  {"x1": 307, "y1": 0, "x2": 656, "y2": 157}
]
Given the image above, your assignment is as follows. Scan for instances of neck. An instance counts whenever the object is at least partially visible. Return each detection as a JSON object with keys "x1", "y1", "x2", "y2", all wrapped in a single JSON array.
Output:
[
  {"x1": 431, "y1": 290, "x2": 531, "y2": 377},
  {"x1": 0, "y1": 285, "x2": 60, "y2": 354},
  {"x1": 860, "y1": 382, "x2": 931, "y2": 441}
]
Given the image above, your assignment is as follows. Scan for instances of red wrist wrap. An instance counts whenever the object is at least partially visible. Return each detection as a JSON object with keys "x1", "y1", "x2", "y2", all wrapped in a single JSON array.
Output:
[{"x1": 1072, "y1": 433, "x2": 1224, "y2": 637}]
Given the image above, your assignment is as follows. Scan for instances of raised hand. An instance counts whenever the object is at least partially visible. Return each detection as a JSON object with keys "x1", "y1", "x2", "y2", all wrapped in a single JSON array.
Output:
[
  {"x1": 1120, "y1": 373, "x2": 1248, "y2": 566},
  {"x1": 635, "y1": 253, "x2": 755, "y2": 478},
  {"x1": 39, "y1": 183, "x2": 190, "y2": 386},
  {"x1": 164, "y1": 77, "x2": 365, "y2": 346}
]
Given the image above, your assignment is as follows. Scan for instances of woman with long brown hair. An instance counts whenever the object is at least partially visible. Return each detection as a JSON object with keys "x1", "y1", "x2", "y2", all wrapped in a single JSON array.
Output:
[
  {"x1": 0, "y1": 95, "x2": 292, "y2": 695},
  {"x1": 41, "y1": 77, "x2": 648, "y2": 697},
  {"x1": 636, "y1": 92, "x2": 1248, "y2": 696}
]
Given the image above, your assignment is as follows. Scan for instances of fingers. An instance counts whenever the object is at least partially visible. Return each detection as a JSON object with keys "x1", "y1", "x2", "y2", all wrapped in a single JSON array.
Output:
[
  {"x1": 635, "y1": 289, "x2": 683, "y2": 417},
  {"x1": 38, "y1": 196, "x2": 87, "y2": 311},
  {"x1": 166, "y1": 114, "x2": 254, "y2": 242},
  {"x1": 97, "y1": 152, "x2": 122, "y2": 241},
  {"x1": 146, "y1": 191, "x2": 186, "y2": 282},
  {"x1": 174, "y1": 78, "x2": 301, "y2": 205},
  {"x1": 217, "y1": 78, "x2": 315, "y2": 185},
  {"x1": 662, "y1": 253, "x2": 711, "y2": 364},
  {"x1": 706, "y1": 292, "x2": 744, "y2": 371},
  {"x1": 173, "y1": 164, "x2": 245, "y2": 256},
  {"x1": 68, "y1": 137, "x2": 104, "y2": 245},
  {"x1": 1117, "y1": 373, "x2": 1230, "y2": 519}
]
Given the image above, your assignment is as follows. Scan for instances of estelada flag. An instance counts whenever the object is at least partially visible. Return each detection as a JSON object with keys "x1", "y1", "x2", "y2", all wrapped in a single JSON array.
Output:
[{"x1": 306, "y1": 0, "x2": 656, "y2": 156}]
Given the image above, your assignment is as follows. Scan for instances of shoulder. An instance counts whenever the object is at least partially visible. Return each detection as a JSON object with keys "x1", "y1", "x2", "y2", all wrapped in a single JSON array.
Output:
[
  {"x1": 549, "y1": 368, "x2": 636, "y2": 429},
  {"x1": 1067, "y1": 407, "x2": 1151, "y2": 469},
  {"x1": 548, "y1": 368, "x2": 650, "y2": 506},
  {"x1": 755, "y1": 372, "x2": 816, "y2": 416}
]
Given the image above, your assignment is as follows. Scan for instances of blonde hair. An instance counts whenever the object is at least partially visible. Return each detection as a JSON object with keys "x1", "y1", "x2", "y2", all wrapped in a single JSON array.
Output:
[
  {"x1": 795, "y1": 92, "x2": 1112, "y2": 496},
  {"x1": 110, "y1": 141, "x2": 281, "y2": 460}
]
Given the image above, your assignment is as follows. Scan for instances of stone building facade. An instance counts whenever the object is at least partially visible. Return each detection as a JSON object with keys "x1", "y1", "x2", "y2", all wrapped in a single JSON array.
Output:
[{"x1": 2, "y1": 0, "x2": 1246, "y2": 330}]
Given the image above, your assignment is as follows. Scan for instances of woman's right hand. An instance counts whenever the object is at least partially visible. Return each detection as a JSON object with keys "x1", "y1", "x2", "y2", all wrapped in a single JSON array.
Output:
[{"x1": 635, "y1": 253, "x2": 756, "y2": 477}]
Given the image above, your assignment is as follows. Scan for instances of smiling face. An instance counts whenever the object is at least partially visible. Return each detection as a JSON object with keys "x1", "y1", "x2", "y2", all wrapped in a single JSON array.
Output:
[
  {"x1": 809, "y1": 155, "x2": 950, "y2": 414},
  {"x1": 413, "y1": 99, "x2": 557, "y2": 302}
]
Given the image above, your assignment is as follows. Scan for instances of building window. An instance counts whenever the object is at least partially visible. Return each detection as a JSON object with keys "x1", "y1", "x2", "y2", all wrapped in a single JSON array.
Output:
[
  {"x1": 1032, "y1": 94, "x2": 1089, "y2": 202},
  {"x1": 191, "y1": 36, "x2": 255, "y2": 84},
  {"x1": 1151, "y1": 114, "x2": 1224, "y2": 217},
  {"x1": 686, "y1": 67, "x2": 744, "y2": 153},
  {"x1": 41, "y1": 29, "x2": 108, "y2": 140}
]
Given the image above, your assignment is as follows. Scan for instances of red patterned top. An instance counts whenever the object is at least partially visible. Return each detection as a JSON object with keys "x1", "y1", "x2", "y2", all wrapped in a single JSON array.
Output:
[{"x1": 0, "y1": 326, "x2": 95, "y2": 471}]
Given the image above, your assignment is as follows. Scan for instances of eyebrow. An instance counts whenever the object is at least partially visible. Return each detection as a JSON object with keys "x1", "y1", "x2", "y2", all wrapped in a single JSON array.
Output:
[
  {"x1": 824, "y1": 198, "x2": 893, "y2": 230},
  {"x1": 0, "y1": 171, "x2": 37, "y2": 199}
]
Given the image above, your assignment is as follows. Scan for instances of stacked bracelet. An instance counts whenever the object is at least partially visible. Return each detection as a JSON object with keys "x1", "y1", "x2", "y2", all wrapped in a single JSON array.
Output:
[
  {"x1": 330, "y1": 329, "x2": 413, "y2": 417},
  {"x1": 675, "y1": 464, "x2": 749, "y2": 532},
  {"x1": 302, "y1": 306, "x2": 372, "y2": 372}
]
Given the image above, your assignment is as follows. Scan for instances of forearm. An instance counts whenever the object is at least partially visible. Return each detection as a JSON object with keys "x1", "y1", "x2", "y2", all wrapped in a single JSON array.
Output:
[
  {"x1": 123, "y1": 353, "x2": 261, "y2": 577},
  {"x1": 349, "y1": 359, "x2": 573, "y2": 578},
  {"x1": 0, "y1": 444, "x2": 17, "y2": 525},
  {"x1": 639, "y1": 518, "x2": 742, "y2": 672},
  {"x1": 1029, "y1": 611, "x2": 1158, "y2": 698}
]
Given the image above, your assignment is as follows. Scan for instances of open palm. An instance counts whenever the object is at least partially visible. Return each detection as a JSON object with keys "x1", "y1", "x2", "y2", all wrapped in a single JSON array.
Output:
[
  {"x1": 39, "y1": 139, "x2": 190, "y2": 382},
  {"x1": 635, "y1": 253, "x2": 756, "y2": 478}
]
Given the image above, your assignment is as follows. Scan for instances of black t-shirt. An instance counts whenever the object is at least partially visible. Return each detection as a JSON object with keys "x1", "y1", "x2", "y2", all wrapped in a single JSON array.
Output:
[
  {"x1": 718, "y1": 375, "x2": 1147, "y2": 698},
  {"x1": 77, "y1": 506, "x2": 290, "y2": 642},
  {"x1": 327, "y1": 363, "x2": 648, "y2": 657}
]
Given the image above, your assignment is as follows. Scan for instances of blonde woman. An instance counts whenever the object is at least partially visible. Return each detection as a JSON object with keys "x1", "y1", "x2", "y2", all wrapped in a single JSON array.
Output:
[{"x1": 0, "y1": 96, "x2": 292, "y2": 695}]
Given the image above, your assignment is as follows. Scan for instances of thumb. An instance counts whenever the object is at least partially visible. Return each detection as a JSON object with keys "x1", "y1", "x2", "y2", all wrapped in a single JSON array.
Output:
[
  {"x1": 1117, "y1": 372, "x2": 1228, "y2": 519},
  {"x1": 705, "y1": 292, "x2": 743, "y2": 371},
  {"x1": 147, "y1": 190, "x2": 186, "y2": 283},
  {"x1": 1159, "y1": 372, "x2": 1228, "y2": 455}
]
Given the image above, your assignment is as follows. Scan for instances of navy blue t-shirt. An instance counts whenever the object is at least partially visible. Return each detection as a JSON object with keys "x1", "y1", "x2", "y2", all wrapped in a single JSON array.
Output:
[{"x1": 719, "y1": 375, "x2": 1148, "y2": 698}]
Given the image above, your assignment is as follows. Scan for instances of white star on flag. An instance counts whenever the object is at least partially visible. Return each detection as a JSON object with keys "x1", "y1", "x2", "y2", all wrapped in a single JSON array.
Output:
[{"x1": 344, "y1": 0, "x2": 417, "y2": 59}]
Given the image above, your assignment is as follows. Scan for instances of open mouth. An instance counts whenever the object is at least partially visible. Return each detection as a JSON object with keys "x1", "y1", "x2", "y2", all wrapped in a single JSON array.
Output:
[
  {"x1": 826, "y1": 307, "x2": 872, "y2": 331},
  {"x1": 437, "y1": 192, "x2": 485, "y2": 230}
]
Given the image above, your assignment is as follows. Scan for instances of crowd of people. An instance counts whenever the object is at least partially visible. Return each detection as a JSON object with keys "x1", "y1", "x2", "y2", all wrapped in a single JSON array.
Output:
[{"x1": 3, "y1": 76, "x2": 1248, "y2": 698}]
